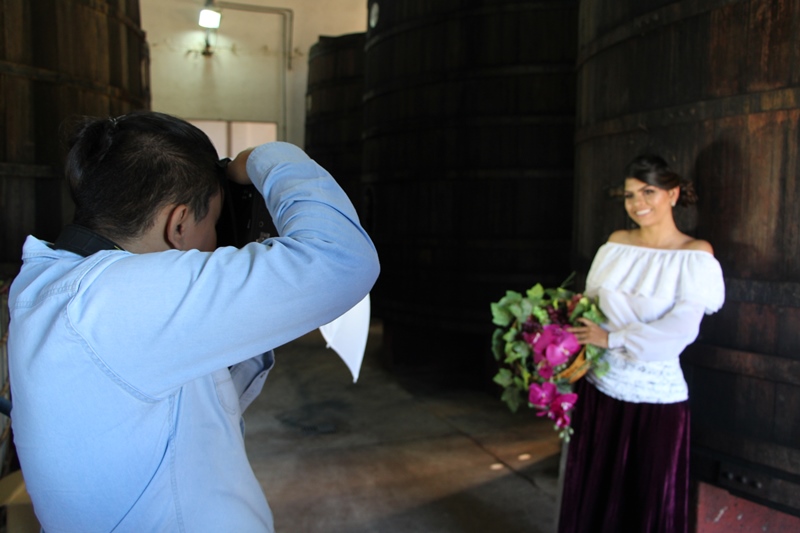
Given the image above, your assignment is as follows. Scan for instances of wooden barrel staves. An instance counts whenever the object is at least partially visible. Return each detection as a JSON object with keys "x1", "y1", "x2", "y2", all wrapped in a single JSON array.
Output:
[
  {"x1": 363, "y1": 0, "x2": 578, "y2": 384},
  {"x1": 575, "y1": 0, "x2": 800, "y2": 518},
  {"x1": 304, "y1": 33, "x2": 366, "y2": 217},
  {"x1": 0, "y1": 0, "x2": 150, "y2": 273},
  {"x1": 0, "y1": 281, "x2": 12, "y2": 476}
]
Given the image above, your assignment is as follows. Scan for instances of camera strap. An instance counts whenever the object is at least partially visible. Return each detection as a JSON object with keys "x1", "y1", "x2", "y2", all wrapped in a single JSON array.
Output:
[{"x1": 50, "y1": 224, "x2": 125, "y2": 257}]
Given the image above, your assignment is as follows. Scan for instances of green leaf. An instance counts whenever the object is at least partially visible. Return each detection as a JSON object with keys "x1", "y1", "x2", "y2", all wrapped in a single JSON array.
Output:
[
  {"x1": 502, "y1": 327, "x2": 519, "y2": 343},
  {"x1": 491, "y1": 329, "x2": 505, "y2": 361},
  {"x1": 582, "y1": 305, "x2": 605, "y2": 324},
  {"x1": 490, "y1": 303, "x2": 513, "y2": 326},
  {"x1": 532, "y1": 305, "x2": 549, "y2": 325},
  {"x1": 592, "y1": 358, "x2": 610, "y2": 377},
  {"x1": 568, "y1": 300, "x2": 588, "y2": 323},
  {"x1": 519, "y1": 366, "x2": 531, "y2": 386},
  {"x1": 560, "y1": 271, "x2": 577, "y2": 289},
  {"x1": 587, "y1": 344, "x2": 608, "y2": 361},
  {"x1": 504, "y1": 340, "x2": 530, "y2": 364},
  {"x1": 507, "y1": 302, "x2": 527, "y2": 322},
  {"x1": 550, "y1": 286, "x2": 573, "y2": 300},
  {"x1": 519, "y1": 297, "x2": 533, "y2": 320},
  {"x1": 493, "y1": 368, "x2": 514, "y2": 388},
  {"x1": 500, "y1": 387, "x2": 523, "y2": 413},
  {"x1": 556, "y1": 382, "x2": 575, "y2": 395},
  {"x1": 496, "y1": 290, "x2": 523, "y2": 308},
  {"x1": 526, "y1": 284, "x2": 544, "y2": 302}
]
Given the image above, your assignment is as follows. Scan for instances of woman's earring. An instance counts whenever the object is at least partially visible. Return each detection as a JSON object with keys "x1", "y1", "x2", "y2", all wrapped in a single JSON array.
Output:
[{"x1": 671, "y1": 200, "x2": 676, "y2": 207}]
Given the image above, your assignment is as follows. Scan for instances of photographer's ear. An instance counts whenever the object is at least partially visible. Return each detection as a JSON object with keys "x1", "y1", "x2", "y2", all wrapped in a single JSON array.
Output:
[{"x1": 165, "y1": 204, "x2": 191, "y2": 250}]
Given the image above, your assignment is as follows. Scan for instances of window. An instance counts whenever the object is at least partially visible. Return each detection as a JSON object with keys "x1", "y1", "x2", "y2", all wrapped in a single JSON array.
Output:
[{"x1": 189, "y1": 120, "x2": 278, "y2": 158}]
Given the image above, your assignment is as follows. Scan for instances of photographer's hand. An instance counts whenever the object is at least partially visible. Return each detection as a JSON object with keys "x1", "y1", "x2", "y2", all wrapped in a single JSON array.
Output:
[{"x1": 227, "y1": 148, "x2": 255, "y2": 185}]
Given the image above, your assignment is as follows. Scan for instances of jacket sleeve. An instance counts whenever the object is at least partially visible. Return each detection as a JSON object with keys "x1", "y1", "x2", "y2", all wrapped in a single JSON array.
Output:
[
  {"x1": 229, "y1": 351, "x2": 275, "y2": 413},
  {"x1": 71, "y1": 142, "x2": 380, "y2": 398}
]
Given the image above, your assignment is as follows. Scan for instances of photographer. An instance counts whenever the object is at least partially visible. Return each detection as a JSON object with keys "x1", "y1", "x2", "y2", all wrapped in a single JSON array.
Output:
[{"x1": 7, "y1": 111, "x2": 379, "y2": 532}]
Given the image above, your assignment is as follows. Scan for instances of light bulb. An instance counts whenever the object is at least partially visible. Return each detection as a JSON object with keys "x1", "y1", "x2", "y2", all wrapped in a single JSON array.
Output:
[{"x1": 199, "y1": 9, "x2": 221, "y2": 29}]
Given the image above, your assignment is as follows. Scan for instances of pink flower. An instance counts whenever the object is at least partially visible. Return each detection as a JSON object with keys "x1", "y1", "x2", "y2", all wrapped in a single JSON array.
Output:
[
  {"x1": 531, "y1": 325, "x2": 560, "y2": 356},
  {"x1": 537, "y1": 362, "x2": 554, "y2": 380},
  {"x1": 530, "y1": 324, "x2": 580, "y2": 368},
  {"x1": 528, "y1": 382, "x2": 557, "y2": 408},
  {"x1": 548, "y1": 393, "x2": 578, "y2": 429},
  {"x1": 521, "y1": 330, "x2": 540, "y2": 347},
  {"x1": 545, "y1": 330, "x2": 580, "y2": 366},
  {"x1": 553, "y1": 412, "x2": 571, "y2": 428}
]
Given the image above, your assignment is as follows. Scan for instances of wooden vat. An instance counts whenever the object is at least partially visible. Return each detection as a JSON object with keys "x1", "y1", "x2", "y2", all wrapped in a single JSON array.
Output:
[
  {"x1": 363, "y1": 0, "x2": 578, "y2": 382},
  {"x1": 304, "y1": 33, "x2": 366, "y2": 214},
  {"x1": 575, "y1": 0, "x2": 800, "y2": 518},
  {"x1": 0, "y1": 0, "x2": 150, "y2": 271}
]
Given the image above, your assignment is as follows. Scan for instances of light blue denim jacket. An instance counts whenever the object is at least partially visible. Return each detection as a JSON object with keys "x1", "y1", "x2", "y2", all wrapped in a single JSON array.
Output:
[{"x1": 7, "y1": 142, "x2": 380, "y2": 532}]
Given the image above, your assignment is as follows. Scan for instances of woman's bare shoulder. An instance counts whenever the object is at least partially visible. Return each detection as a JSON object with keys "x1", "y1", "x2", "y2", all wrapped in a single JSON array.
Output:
[
  {"x1": 607, "y1": 229, "x2": 635, "y2": 244},
  {"x1": 681, "y1": 238, "x2": 714, "y2": 255}
]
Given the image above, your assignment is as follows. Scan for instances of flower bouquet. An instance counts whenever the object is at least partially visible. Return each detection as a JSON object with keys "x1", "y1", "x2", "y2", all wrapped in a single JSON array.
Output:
[{"x1": 491, "y1": 279, "x2": 607, "y2": 441}]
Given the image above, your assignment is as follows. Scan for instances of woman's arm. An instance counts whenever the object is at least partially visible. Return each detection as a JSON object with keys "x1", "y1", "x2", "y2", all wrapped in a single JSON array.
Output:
[
  {"x1": 607, "y1": 300, "x2": 707, "y2": 362},
  {"x1": 606, "y1": 300, "x2": 706, "y2": 362},
  {"x1": 571, "y1": 301, "x2": 707, "y2": 362}
]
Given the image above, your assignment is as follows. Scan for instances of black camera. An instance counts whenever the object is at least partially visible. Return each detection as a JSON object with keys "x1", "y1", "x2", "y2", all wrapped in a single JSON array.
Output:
[{"x1": 216, "y1": 179, "x2": 277, "y2": 248}]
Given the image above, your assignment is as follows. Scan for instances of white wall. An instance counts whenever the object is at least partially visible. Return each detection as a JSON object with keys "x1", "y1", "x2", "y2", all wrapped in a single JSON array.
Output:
[{"x1": 140, "y1": 0, "x2": 366, "y2": 147}]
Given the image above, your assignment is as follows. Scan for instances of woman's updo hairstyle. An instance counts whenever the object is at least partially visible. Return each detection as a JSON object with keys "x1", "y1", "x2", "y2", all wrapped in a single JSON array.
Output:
[{"x1": 624, "y1": 154, "x2": 698, "y2": 207}]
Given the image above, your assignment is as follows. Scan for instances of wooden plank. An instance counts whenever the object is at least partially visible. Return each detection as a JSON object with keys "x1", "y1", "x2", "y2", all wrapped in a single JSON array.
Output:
[
  {"x1": 775, "y1": 383, "x2": 800, "y2": 445},
  {"x1": 578, "y1": 0, "x2": 749, "y2": 66},
  {"x1": 693, "y1": 426, "x2": 800, "y2": 476},
  {"x1": 684, "y1": 344, "x2": 800, "y2": 386},
  {"x1": 0, "y1": 163, "x2": 59, "y2": 179},
  {"x1": 699, "y1": 301, "x2": 780, "y2": 355}
]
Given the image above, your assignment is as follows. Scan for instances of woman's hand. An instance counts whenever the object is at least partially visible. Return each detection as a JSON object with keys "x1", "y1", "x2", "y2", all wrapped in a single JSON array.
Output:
[
  {"x1": 227, "y1": 147, "x2": 255, "y2": 185},
  {"x1": 568, "y1": 317, "x2": 609, "y2": 349}
]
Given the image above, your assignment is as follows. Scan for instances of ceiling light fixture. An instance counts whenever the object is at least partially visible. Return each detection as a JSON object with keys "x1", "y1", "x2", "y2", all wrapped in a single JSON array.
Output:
[
  {"x1": 198, "y1": 8, "x2": 221, "y2": 29},
  {"x1": 198, "y1": 1, "x2": 220, "y2": 56}
]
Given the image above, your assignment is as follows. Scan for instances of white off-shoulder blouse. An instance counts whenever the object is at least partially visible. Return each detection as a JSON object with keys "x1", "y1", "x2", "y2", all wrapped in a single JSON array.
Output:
[{"x1": 584, "y1": 242, "x2": 725, "y2": 403}]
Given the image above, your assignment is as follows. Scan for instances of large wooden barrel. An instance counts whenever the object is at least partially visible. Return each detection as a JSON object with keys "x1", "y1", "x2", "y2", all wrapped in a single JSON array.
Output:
[
  {"x1": 0, "y1": 281, "x2": 12, "y2": 475},
  {"x1": 363, "y1": 0, "x2": 578, "y2": 383},
  {"x1": 304, "y1": 33, "x2": 365, "y2": 214},
  {"x1": 0, "y1": 0, "x2": 150, "y2": 273},
  {"x1": 575, "y1": 0, "x2": 800, "y2": 518}
]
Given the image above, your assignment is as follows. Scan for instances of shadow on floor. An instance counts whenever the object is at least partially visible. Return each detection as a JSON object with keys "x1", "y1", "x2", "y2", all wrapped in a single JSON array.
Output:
[{"x1": 244, "y1": 322, "x2": 562, "y2": 533}]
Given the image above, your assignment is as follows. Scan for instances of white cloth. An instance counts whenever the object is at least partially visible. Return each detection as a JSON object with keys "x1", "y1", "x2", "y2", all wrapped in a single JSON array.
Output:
[
  {"x1": 584, "y1": 242, "x2": 725, "y2": 403},
  {"x1": 319, "y1": 294, "x2": 371, "y2": 382}
]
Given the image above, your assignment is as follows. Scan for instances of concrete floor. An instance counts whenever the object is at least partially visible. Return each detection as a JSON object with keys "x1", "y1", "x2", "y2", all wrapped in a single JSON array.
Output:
[{"x1": 244, "y1": 322, "x2": 563, "y2": 533}]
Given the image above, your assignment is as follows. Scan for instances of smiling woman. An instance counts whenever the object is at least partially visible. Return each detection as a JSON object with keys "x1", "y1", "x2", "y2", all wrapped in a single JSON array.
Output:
[
  {"x1": 557, "y1": 154, "x2": 724, "y2": 533},
  {"x1": 613, "y1": 155, "x2": 708, "y2": 252},
  {"x1": 623, "y1": 155, "x2": 698, "y2": 211},
  {"x1": 624, "y1": 178, "x2": 674, "y2": 227}
]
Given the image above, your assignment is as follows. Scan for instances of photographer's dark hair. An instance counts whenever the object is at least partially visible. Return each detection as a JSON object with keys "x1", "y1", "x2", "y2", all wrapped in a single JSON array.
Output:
[
  {"x1": 624, "y1": 154, "x2": 698, "y2": 207},
  {"x1": 64, "y1": 111, "x2": 224, "y2": 241}
]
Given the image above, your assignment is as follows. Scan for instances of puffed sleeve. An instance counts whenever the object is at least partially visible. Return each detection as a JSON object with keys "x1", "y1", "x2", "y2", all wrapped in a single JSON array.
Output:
[
  {"x1": 588, "y1": 243, "x2": 726, "y2": 363},
  {"x1": 607, "y1": 300, "x2": 707, "y2": 362},
  {"x1": 587, "y1": 243, "x2": 726, "y2": 314}
]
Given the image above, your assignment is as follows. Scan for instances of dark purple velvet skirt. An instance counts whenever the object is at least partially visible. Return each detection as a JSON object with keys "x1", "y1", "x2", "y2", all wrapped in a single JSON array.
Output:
[{"x1": 557, "y1": 379, "x2": 690, "y2": 533}]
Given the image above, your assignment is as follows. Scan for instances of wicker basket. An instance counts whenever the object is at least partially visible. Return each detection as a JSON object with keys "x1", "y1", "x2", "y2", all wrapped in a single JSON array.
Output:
[{"x1": 555, "y1": 346, "x2": 589, "y2": 383}]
